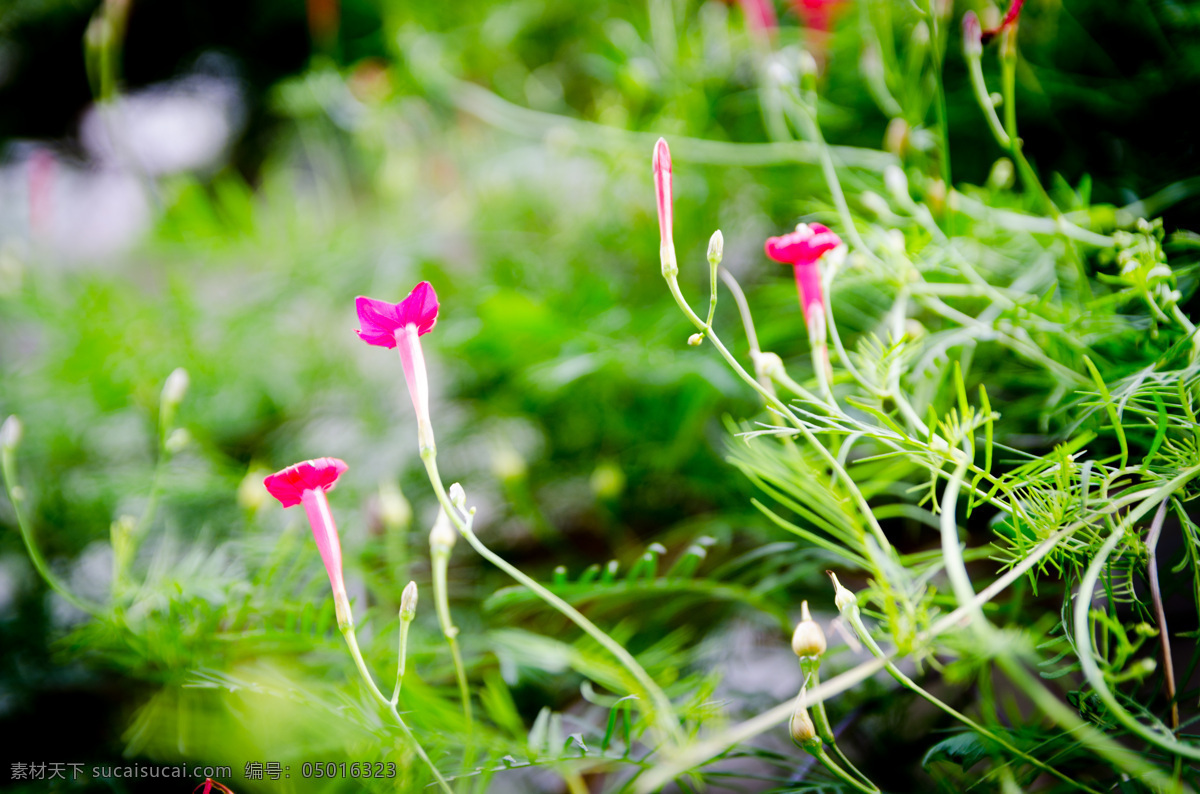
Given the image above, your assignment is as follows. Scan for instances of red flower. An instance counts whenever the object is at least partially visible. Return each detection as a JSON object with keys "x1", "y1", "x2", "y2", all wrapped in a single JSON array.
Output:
[
  {"x1": 355, "y1": 281, "x2": 439, "y2": 349},
  {"x1": 765, "y1": 223, "x2": 842, "y2": 323},
  {"x1": 981, "y1": 0, "x2": 1025, "y2": 44},
  {"x1": 356, "y1": 282, "x2": 440, "y2": 454},
  {"x1": 263, "y1": 457, "x2": 347, "y2": 508},
  {"x1": 264, "y1": 457, "x2": 353, "y2": 628},
  {"x1": 653, "y1": 138, "x2": 675, "y2": 275},
  {"x1": 791, "y1": 0, "x2": 842, "y2": 33}
]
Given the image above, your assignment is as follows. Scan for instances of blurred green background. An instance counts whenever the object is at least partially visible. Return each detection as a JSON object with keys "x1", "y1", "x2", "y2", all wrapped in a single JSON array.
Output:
[{"x1": 2, "y1": 0, "x2": 1200, "y2": 791}]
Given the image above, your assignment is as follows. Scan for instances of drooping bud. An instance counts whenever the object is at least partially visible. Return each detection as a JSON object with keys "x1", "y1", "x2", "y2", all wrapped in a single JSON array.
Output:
[
  {"x1": 962, "y1": 11, "x2": 982, "y2": 57},
  {"x1": 430, "y1": 507, "x2": 456, "y2": 554},
  {"x1": 707, "y1": 230, "x2": 724, "y2": 267},
  {"x1": 653, "y1": 138, "x2": 677, "y2": 278},
  {"x1": 400, "y1": 580, "x2": 418, "y2": 621},
  {"x1": 0, "y1": 415, "x2": 23, "y2": 453},
  {"x1": 448, "y1": 482, "x2": 467, "y2": 511},
  {"x1": 791, "y1": 600, "x2": 827, "y2": 658},
  {"x1": 827, "y1": 570, "x2": 857, "y2": 613},
  {"x1": 789, "y1": 700, "x2": 819, "y2": 748},
  {"x1": 687, "y1": 333, "x2": 704, "y2": 346}
]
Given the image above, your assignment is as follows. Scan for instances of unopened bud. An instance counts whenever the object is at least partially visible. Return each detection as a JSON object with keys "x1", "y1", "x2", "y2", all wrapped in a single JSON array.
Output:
[
  {"x1": 884, "y1": 165, "x2": 910, "y2": 203},
  {"x1": 707, "y1": 230, "x2": 724, "y2": 266},
  {"x1": 962, "y1": 11, "x2": 982, "y2": 57},
  {"x1": 987, "y1": 158, "x2": 1014, "y2": 190},
  {"x1": 827, "y1": 570, "x2": 857, "y2": 613},
  {"x1": 448, "y1": 482, "x2": 467, "y2": 511},
  {"x1": 162, "y1": 367, "x2": 190, "y2": 407},
  {"x1": 1, "y1": 415, "x2": 23, "y2": 452},
  {"x1": 164, "y1": 428, "x2": 190, "y2": 454},
  {"x1": 911, "y1": 21, "x2": 930, "y2": 49},
  {"x1": 791, "y1": 601, "x2": 827, "y2": 658},
  {"x1": 379, "y1": 480, "x2": 412, "y2": 531},
  {"x1": 859, "y1": 190, "x2": 890, "y2": 218},
  {"x1": 884, "y1": 118, "x2": 909, "y2": 157},
  {"x1": 238, "y1": 467, "x2": 269, "y2": 512},
  {"x1": 430, "y1": 508, "x2": 456, "y2": 554},
  {"x1": 754, "y1": 351, "x2": 784, "y2": 381},
  {"x1": 400, "y1": 581, "x2": 418, "y2": 620},
  {"x1": 789, "y1": 702, "x2": 819, "y2": 748},
  {"x1": 688, "y1": 333, "x2": 704, "y2": 346}
]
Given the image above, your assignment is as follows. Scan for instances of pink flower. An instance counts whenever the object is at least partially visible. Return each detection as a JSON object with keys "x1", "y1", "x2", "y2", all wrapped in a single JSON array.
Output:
[
  {"x1": 981, "y1": 0, "x2": 1025, "y2": 44},
  {"x1": 739, "y1": 0, "x2": 778, "y2": 31},
  {"x1": 355, "y1": 282, "x2": 440, "y2": 455},
  {"x1": 765, "y1": 223, "x2": 842, "y2": 324},
  {"x1": 653, "y1": 138, "x2": 677, "y2": 276},
  {"x1": 355, "y1": 282, "x2": 439, "y2": 348},
  {"x1": 264, "y1": 457, "x2": 353, "y2": 628},
  {"x1": 791, "y1": 0, "x2": 842, "y2": 33}
]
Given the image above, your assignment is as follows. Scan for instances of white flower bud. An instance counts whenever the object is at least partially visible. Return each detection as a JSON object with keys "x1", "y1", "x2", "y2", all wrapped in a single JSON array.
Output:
[
  {"x1": 884, "y1": 165, "x2": 910, "y2": 204},
  {"x1": 828, "y1": 571, "x2": 857, "y2": 614},
  {"x1": 400, "y1": 580, "x2": 418, "y2": 621},
  {"x1": 1, "y1": 415, "x2": 23, "y2": 452},
  {"x1": 162, "y1": 368, "x2": 190, "y2": 407},
  {"x1": 448, "y1": 482, "x2": 466, "y2": 511},
  {"x1": 707, "y1": 230, "x2": 724, "y2": 266},
  {"x1": 379, "y1": 481, "x2": 412, "y2": 530},
  {"x1": 164, "y1": 428, "x2": 190, "y2": 454},
  {"x1": 430, "y1": 508, "x2": 456, "y2": 554},
  {"x1": 789, "y1": 702, "x2": 819, "y2": 747},
  {"x1": 688, "y1": 333, "x2": 704, "y2": 346},
  {"x1": 791, "y1": 601, "x2": 827, "y2": 658}
]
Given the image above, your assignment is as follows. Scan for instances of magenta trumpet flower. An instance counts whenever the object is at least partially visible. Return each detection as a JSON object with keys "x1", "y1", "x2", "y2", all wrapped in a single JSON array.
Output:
[
  {"x1": 355, "y1": 281, "x2": 440, "y2": 455},
  {"x1": 981, "y1": 0, "x2": 1025, "y2": 44},
  {"x1": 764, "y1": 223, "x2": 842, "y2": 327},
  {"x1": 264, "y1": 457, "x2": 353, "y2": 628}
]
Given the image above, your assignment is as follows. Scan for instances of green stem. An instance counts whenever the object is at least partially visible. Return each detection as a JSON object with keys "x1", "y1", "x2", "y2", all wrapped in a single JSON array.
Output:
[
  {"x1": 813, "y1": 746, "x2": 877, "y2": 794},
  {"x1": 664, "y1": 274, "x2": 891, "y2": 552},
  {"x1": 431, "y1": 547, "x2": 475, "y2": 755},
  {"x1": 340, "y1": 626, "x2": 453, "y2": 793},
  {"x1": 1074, "y1": 491, "x2": 1200, "y2": 762},
  {"x1": 1, "y1": 444, "x2": 101, "y2": 617},
  {"x1": 421, "y1": 453, "x2": 685, "y2": 747},
  {"x1": 390, "y1": 616, "x2": 413, "y2": 705}
]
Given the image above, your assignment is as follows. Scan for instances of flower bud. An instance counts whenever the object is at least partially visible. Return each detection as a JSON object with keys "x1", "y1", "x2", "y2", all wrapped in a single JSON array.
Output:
[
  {"x1": 791, "y1": 601, "x2": 827, "y2": 658},
  {"x1": 1, "y1": 415, "x2": 23, "y2": 453},
  {"x1": 378, "y1": 480, "x2": 412, "y2": 531},
  {"x1": 688, "y1": 333, "x2": 704, "y2": 346},
  {"x1": 962, "y1": 11, "x2": 982, "y2": 57},
  {"x1": 430, "y1": 508, "x2": 456, "y2": 554},
  {"x1": 827, "y1": 570, "x2": 857, "y2": 613},
  {"x1": 448, "y1": 482, "x2": 467, "y2": 511},
  {"x1": 884, "y1": 118, "x2": 909, "y2": 157},
  {"x1": 884, "y1": 165, "x2": 910, "y2": 204},
  {"x1": 162, "y1": 367, "x2": 190, "y2": 407},
  {"x1": 707, "y1": 230, "x2": 724, "y2": 267},
  {"x1": 238, "y1": 467, "x2": 269, "y2": 512},
  {"x1": 789, "y1": 702, "x2": 819, "y2": 748},
  {"x1": 164, "y1": 428, "x2": 190, "y2": 455},
  {"x1": 400, "y1": 580, "x2": 418, "y2": 621}
]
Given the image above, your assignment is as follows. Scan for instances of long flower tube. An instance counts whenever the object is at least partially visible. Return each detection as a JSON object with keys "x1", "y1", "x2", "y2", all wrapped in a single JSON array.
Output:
[
  {"x1": 264, "y1": 457, "x2": 353, "y2": 629},
  {"x1": 263, "y1": 458, "x2": 451, "y2": 791},
  {"x1": 355, "y1": 283, "x2": 686, "y2": 748}
]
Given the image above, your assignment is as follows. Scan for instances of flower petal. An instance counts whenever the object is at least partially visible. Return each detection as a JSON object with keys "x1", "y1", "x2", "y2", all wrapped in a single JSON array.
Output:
[
  {"x1": 264, "y1": 457, "x2": 348, "y2": 508},
  {"x1": 396, "y1": 281, "x2": 439, "y2": 336}
]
